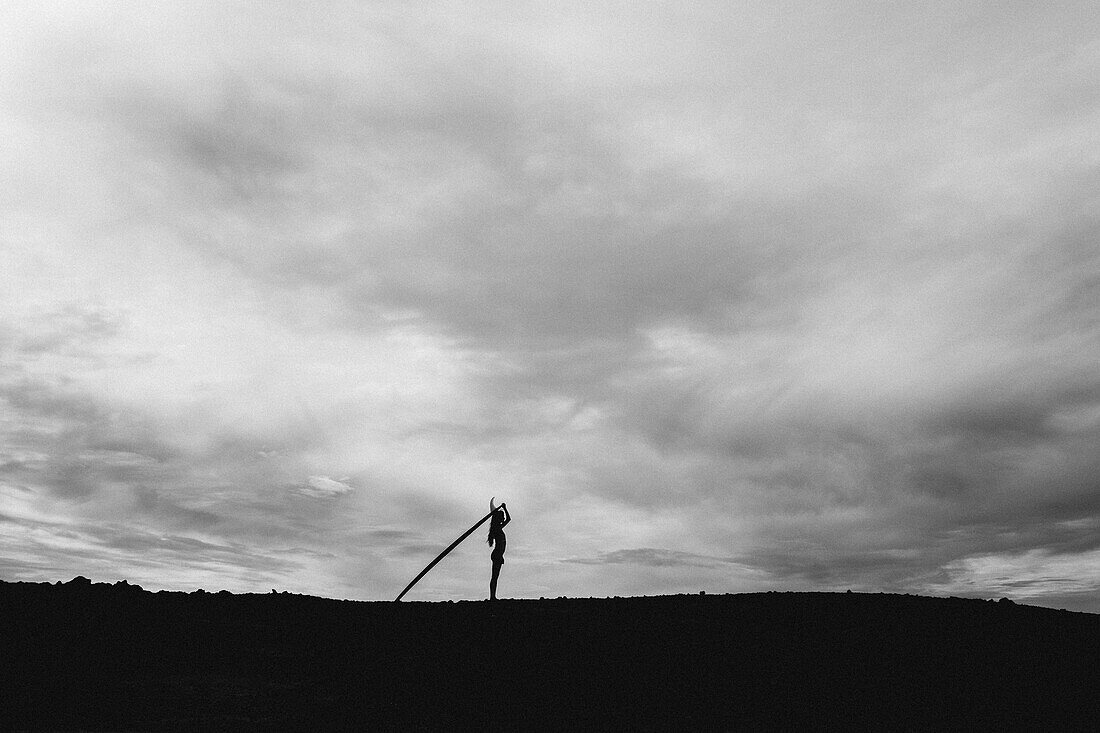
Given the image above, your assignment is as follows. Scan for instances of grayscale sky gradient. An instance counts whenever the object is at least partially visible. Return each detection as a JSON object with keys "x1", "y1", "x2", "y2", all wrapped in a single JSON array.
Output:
[{"x1": 2, "y1": 1, "x2": 1100, "y2": 610}]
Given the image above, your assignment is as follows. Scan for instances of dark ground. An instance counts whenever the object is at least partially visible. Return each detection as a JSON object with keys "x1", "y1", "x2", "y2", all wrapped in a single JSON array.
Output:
[{"x1": 2, "y1": 578, "x2": 1098, "y2": 731}]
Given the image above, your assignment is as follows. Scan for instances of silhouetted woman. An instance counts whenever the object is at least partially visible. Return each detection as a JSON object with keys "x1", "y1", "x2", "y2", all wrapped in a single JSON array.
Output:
[{"x1": 487, "y1": 501, "x2": 510, "y2": 600}]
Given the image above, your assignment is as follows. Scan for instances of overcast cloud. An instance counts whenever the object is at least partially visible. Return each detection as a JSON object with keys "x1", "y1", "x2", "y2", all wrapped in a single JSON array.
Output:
[{"x1": 2, "y1": 1, "x2": 1099, "y2": 610}]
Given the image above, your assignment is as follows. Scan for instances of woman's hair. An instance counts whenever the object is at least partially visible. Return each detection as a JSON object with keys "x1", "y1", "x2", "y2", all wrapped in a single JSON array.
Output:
[{"x1": 487, "y1": 508, "x2": 503, "y2": 546}]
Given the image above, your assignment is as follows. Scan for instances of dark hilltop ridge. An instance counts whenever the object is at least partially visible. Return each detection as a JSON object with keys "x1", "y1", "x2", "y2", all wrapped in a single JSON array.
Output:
[{"x1": 3, "y1": 578, "x2": 1099, "y2": 731}]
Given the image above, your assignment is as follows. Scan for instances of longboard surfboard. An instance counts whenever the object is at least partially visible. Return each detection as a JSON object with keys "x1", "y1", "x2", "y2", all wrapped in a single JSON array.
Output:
[{"x1": 394, "y1": 506, "x2": 498, "y2": 601}]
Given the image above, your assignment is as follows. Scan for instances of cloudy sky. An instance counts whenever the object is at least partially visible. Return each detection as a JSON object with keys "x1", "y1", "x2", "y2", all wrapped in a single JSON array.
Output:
[{"x1": 2, "y1": 1, "x2": 1099, "y2": 610}]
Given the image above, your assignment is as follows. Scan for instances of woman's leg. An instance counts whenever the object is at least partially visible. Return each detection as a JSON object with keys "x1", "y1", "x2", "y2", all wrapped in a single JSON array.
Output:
[{"x1": 490, "y1": 559, "x2": 502, "y2": 600}]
